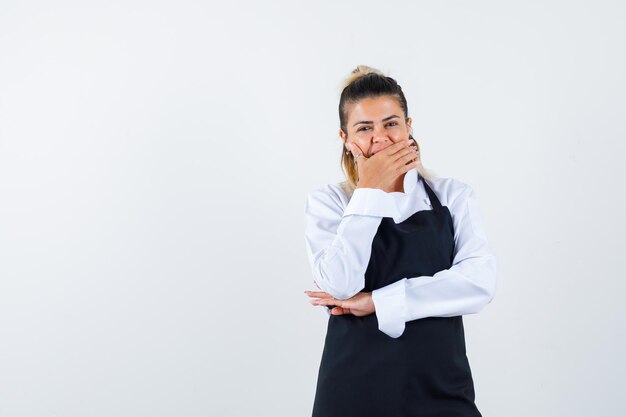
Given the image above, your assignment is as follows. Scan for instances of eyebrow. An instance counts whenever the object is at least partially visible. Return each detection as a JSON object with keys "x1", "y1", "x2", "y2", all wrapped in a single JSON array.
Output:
[{"x1": 353, "y1": 115, "x2": 400, "y2": 127}]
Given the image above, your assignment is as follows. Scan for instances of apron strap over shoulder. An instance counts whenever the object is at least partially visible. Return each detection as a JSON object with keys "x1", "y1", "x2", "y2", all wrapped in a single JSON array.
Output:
[{"x1": 420, "y1": 176, "x2": 443, "y2": 209}]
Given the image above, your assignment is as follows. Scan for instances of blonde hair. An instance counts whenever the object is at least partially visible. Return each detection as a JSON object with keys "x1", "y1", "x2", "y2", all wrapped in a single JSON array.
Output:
[
  {"x1": 337, "y1": 65, "x2": 433, "y2": 197},
  {"x1": 340, "y1": 65, "x2": 386, "y2": 90}
]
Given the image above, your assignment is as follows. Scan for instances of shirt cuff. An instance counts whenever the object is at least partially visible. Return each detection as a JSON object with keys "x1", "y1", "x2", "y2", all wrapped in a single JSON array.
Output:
[
  {"x1": 372, "y1": 278, "x2": 407, "y2": 338},
  {"x1": 343, "y1": 188, "x2": 400, "y2": 218}
]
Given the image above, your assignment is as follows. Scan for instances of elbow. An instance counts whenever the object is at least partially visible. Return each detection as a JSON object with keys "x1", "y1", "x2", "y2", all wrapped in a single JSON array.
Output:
[
  {"x1": 312, "y1": 261, "x2": 365, "y2": 300},
  {"x1": 457, "y1": 264, "x2": 497, "y2": 316},
  {"x1": 487, "y1": 280, "x2": 496, "y2": 304},
  {"x1": 473, "y1": 271, "x2": 497, "y2": 312},
  {"x1": 472, "y1": 254, "x2": 497, "y2": 311},
  {"x1": 332, "y1": 287, "x2": 365, "y2": 300},
  {"x1": 481, "y1": 283, "x2": 496, "y2": 309},
  {"x1": 315, "y1": 273, "x2": 365, "y2": 300},
  {"x1": 464, "y1": 289, "x2": 494, "y2": 316},
  {"x1": 482, "y1": 268, "x2": 497, "y2": 304},
  {"x1": 485, "y1": 261, "x2": 497, "y2": 304}
]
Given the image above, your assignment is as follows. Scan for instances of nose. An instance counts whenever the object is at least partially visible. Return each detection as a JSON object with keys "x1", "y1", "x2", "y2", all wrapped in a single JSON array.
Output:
[{"x1": 372, "y1": 125, "x2": 392, "y2": 144}]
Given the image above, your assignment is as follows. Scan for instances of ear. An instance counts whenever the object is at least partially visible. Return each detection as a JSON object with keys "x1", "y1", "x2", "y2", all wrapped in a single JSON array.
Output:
[
  {"x1": 406, "y1": 117, "x2": 413, "y2": 129},
  {"x1": 338, "y1": 129, "x2": 347, "y2": 143}
]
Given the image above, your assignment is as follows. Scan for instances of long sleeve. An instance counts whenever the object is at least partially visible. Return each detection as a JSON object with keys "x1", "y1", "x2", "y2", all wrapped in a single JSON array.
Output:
[
  {"x1": 304, "y1": 185, "x2": 402, "y2": 302},
  {"x1": 371, "y1": 183, "x2": 497, "y2": 338}
]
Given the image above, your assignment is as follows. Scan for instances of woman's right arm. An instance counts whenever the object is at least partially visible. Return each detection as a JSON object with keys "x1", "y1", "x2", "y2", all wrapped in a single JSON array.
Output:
[{"x1": 304, "y1": 185, "x2": 399, "y2": 300}]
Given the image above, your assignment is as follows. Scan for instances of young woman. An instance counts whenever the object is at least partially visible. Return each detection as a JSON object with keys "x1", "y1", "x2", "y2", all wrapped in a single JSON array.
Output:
[{"x1": 304, "y1": 65, "x2": 497, "y2": 416}]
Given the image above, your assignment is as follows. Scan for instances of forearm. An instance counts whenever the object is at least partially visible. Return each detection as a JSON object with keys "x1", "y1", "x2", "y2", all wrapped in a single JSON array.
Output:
[
  {"x1": 305, "y1": 186, "x2": 401, "y2": 300},
  {"x1": 308, "y1": 214, "x2": 382, "y2": 299}
]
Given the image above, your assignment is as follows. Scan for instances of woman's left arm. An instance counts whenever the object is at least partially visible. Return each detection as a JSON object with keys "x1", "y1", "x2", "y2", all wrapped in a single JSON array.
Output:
[{"x1": 372, "y1": 183, "x2": 498, "y2": 338}]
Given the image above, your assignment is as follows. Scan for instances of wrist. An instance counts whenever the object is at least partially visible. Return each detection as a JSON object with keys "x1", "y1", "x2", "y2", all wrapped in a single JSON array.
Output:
[{"x1": 356, "y1": 180, "x2": 381, "y2": 190}]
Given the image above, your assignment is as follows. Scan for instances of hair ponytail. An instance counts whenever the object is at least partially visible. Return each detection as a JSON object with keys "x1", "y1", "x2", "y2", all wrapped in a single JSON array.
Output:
[{"x1": 340, "y1": 65, "x2": 386, "y2": 91}]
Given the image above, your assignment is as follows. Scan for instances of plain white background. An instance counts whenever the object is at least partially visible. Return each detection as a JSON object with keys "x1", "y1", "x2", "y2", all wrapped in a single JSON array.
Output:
[{"x1": 1, "y1": 1, "x2": 624, "y2": 416}]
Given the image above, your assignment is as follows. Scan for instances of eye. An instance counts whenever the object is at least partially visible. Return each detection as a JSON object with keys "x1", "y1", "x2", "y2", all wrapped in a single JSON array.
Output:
[
  {"x1": 387, "y1": 122, "x2": 398, "y2": 127},
  {"x1": 357, "y1": 126, "x2": 370, "y2": 132}
]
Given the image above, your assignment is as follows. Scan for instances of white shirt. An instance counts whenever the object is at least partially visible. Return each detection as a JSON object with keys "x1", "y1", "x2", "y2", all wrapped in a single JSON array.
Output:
[{"x1": 303, "y1": 168, "x2": 497, "y2": 338}]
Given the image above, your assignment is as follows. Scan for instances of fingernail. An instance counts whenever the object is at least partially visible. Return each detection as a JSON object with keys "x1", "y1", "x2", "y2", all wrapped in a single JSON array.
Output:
[{"x1": 406, "y1": 139, "x2": 412, "y2": 144}]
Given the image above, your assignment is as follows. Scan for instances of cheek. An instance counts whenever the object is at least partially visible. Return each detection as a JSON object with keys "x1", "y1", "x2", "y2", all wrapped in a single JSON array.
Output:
[
  {"x1": 392, "y1": 127, "x2": 409, "y2": 140},
  {"x1": 348, "y1": 135, "x2": 367, "y2": 145},
  {"x1": 356, "y1": 139, "x2": 370, "y2": 149}
]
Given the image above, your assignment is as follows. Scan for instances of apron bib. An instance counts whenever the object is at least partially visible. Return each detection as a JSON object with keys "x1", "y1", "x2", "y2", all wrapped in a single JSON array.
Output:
[{"x1": 312, "y1": 176, "x2": 482, "y2": 417}]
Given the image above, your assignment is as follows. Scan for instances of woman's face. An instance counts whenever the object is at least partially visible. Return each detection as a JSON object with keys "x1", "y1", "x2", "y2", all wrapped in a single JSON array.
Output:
[{"x1": 339, "y1": 95, "x2": 412, "y2": 157}]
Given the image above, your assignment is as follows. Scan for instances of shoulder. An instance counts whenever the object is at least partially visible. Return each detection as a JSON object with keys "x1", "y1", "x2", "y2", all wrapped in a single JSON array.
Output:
[{"x1": 304, "y1": 181, "x2": 350, "y2": 217}]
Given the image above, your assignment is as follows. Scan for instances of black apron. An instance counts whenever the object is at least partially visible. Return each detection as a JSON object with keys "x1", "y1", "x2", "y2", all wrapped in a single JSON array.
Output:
[{"x1": 312, "y1": 176, "x2": 482, "y2": 417}]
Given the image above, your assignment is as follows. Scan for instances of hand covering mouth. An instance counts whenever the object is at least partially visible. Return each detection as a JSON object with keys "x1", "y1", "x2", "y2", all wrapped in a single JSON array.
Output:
[{"x1": 371, "y1": 146, "x2": 389, "y2": 155}]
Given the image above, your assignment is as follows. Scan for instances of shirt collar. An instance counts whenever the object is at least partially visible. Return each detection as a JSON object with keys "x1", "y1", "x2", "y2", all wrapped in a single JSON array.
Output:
[{"x1": 403, "y1": 167, "x2": 418, "y2": 194}]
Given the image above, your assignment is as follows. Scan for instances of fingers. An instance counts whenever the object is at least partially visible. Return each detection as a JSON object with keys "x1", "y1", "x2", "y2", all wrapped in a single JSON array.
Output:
[
  {"x1": 396, "y1": 158, "x2": 419, "y2": 175},
  {"x1": 380, "y1": 139, "x2": 413, "y2": 157},
  {"x1": 304, "y1": 293, "x2": 351, "y2": 315},
  {"x1": 311, "y1": 297, "x2": 342, "y2": 307},
  {"x1": 391, "y1": 146, "x2": 419, "y2": 164},
  {"x1": 305, "y1": 290, "x2": 334, "y2": 299},
  {"x1": 390, "y1": 155, "x2": 420, "y2": 176},
  {"x1": 391, "y1": 143, "x2": 420, "y2": 169},
  {"x1": 345, "y1": 142, "x2": 367, "y2": 164}
]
